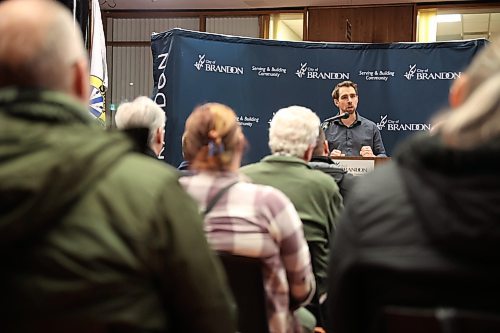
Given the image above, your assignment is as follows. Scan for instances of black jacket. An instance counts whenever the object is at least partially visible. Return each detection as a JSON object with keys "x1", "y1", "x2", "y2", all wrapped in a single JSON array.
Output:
[
  {"x1": 327, "y1": 134, "x2": 500, "y2": 333},
  {"x1": 308, "y1": 156, "x2": 356, "y2": 203}
]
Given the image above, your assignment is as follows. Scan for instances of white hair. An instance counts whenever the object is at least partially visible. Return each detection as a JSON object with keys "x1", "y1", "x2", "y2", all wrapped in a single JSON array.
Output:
[
  {"x1": 435, "y1": 39, "x2": 500, "y2": 148},
  {"x1": 269, "y1": 105, "x2": 320, "y2": 158},
  {"x1": 115, "y1": 96, "x2": 166, "y2": 146}
]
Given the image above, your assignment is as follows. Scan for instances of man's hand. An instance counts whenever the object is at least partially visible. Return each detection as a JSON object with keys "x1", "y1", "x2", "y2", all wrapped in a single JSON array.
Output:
[
  {"x1": 330, "y1": 149, "x2": 345, "y2": 157},
  {"x1": 360, "y1": 146, "x2": 375, "y2": 157}
]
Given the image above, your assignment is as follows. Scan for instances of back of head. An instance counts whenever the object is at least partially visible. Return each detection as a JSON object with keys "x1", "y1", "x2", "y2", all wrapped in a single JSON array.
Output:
[
  {"x1": 269, "y1": 105, "x2": 320, "y2": 158},
  {"x1": 312, "y1": 126, "x2": 328, "y2": 156},
  {"x1": 183, "y1": 103, "x2": 242, "y2": 171},
  {"x1": 435, "y1": 39, "x2": 500, "y2": 149},
  {"x1": 0, "y1": 0, "x2": 87, "y2": 95},
  {"x1": 115, "y1": 96, "x2": 166, "y2": 146}
]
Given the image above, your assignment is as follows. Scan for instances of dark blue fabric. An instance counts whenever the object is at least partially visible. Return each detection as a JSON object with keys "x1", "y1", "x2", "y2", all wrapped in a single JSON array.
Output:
[
  {"x1": 325, "y1": 114, "x2": 386, "y2": 156},
  {"x1": 151, "y1": 28, "x2": 486, "y2": 167}
]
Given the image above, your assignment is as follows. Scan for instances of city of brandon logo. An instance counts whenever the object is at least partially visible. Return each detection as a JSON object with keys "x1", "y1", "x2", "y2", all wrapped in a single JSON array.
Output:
[
  {"x1": 404, "y1": 64, "x2": 461, "y2": 81},
  {"x1": 404, "y1": 64, "x2": 416, "y2": 80},
  {"x1": 194, "y1": 54, "x2": 244, "y2": 75},
  {"x1": 377, "y1": 114, "x2": 431, "y2": 131},
  {"x1": 376, "y1": 115, "x2": 388, "y2": 130},
  {"x1": 295, "y1": 62, "x2": 349, "y2": 80}
]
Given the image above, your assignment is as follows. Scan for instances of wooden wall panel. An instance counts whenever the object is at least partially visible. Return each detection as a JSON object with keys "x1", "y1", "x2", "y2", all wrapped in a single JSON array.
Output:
[{"x1": 307, "y1": 5, "x2": 415, "y2": 43}]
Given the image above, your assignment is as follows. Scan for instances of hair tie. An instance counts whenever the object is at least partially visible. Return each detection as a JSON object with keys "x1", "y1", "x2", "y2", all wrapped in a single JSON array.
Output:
[{"x1": 208, "y1": 140, "x2": 225, "y2": 157}]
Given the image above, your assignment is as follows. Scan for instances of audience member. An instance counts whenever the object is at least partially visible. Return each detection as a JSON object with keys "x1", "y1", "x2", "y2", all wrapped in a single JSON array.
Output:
[
  {"x1": 180, "y1": 103, "x2": 316, "y2": 333},
  {"x1": 324, "y1": 80, "x2": 386, "y2": 157},
  {"x1": 327, "y1": 39, "x2": 500, "y2": 333},
  {"x1": 115, "y1": 96, "x2": 166, "y2": 158},
  {"x1": 309, "y1": 126, "x2": 356, "y2": 203},
  {"x1": 241, "y1": 105, "x2": 343, "y2": 325},
  {"x1": 0, "y1": 1, "x2": 235, "y2": 332},
  {"x1": 177, "y1": 133, "x2": 191, "y2": 173}
]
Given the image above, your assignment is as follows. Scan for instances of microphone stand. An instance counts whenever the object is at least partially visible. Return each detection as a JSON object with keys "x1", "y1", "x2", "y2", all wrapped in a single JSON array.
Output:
[{"x1": 321, "y1": 112, "x2": 349, "y2": 131}]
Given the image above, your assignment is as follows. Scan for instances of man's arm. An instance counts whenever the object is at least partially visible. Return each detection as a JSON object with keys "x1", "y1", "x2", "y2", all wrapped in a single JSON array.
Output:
[{"x1": 372, "y1": 126, "x2": 387, "y2": 157}]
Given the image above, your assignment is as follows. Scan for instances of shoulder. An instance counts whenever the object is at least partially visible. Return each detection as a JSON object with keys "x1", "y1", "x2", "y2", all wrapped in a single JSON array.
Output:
[
  {"x1": 110, "y1": 154, "x2": 179, "y2": 188},
  {"x1": 235, "y1": 181, "x2": 293, "y2": 210},
  {"x1": 306, "y1": 167, "x2": 338, "y2": 188},
  {"x1": 98, "y1": 154, "x2": 186, "y2": 214},
  {"x1": 358, "y1": 114, "x2": 378, "y2": 127},
  {"x1": 347, "y1": 162, "x2": 408, "y2": 223}
]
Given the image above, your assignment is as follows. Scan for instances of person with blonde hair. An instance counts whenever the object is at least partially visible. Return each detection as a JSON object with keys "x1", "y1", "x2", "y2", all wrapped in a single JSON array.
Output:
[
  {"x1": 0, "y1": 1, "x2": 235, "y2": 332},
  {"x1": 327, "y1": 40, "x2": 500, "y2": 333},
  {"x1": 241, "y1": 105, "x2": 343, "y2": 326},
  {"x1": 180, "y1": 102, "x2": 317, "y2": 333},
  {"x1": 115, "y1": 96, "x2": 166, "y2": 158}
]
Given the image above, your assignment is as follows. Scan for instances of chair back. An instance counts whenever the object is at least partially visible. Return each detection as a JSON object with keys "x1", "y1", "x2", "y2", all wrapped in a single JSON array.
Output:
[
  {"x1": 217, "y1": 253, "x2": 269, "y2": 333},
  {"x1": 384, "y1": 306, "x2": 500, "y2": 333}
]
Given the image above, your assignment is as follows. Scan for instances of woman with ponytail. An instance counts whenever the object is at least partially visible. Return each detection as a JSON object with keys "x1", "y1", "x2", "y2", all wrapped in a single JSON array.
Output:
[
  {"x1": 180, "y1": 103, "x2": 316, "y2": 333},
  {"x1": 327, "y1": 39, "x2": 500, "y2": 333}
]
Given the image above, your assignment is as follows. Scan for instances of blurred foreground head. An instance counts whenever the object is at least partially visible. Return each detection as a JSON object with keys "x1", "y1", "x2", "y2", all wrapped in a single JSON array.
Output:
[
  {"x1": 436, "y1": 39, "x2": 500, "y2": 149},
  {"x1": 0, "y1": 0, "x2": 89, "y2": 103}
]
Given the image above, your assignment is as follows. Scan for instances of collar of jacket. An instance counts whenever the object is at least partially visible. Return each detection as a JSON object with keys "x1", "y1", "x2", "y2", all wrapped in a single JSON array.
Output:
[
  {"x1": 0, "y1": 87, "x2": 93, "y2": 125},
  {"x1": 261, "y1": 154, "x2": 312, "y2": 168},
  {"x1": 310, "y1": 155, "x2": 334, "y2": 164}
]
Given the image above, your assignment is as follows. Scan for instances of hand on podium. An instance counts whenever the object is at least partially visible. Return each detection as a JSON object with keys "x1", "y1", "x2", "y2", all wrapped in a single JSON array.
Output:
[
  {"x1": 330, "y1": 149, "x2": 345, "y2": 157},
  {"x1": 360, "y1": 146, "x2": 375, "y2": 157}
]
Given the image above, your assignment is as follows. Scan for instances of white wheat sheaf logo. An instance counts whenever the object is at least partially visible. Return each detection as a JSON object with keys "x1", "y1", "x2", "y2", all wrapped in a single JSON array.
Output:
[
  {"x1": 404, "y1": 64, "x2": 417, "y2": 80},
  {"x1": 194, "y1": 54, "x2": 206, "y2": 70},
  {"x1": 377, "y1": 115, "x2": 388, "y2": 130},
  {"x1": 295, "y1": 63, "x2": 307, "y2": 78}
]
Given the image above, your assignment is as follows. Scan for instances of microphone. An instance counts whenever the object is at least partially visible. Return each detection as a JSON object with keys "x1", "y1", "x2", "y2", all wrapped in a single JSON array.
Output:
[{"x1": 321, "y1": 112, "x2": 349, "y2": 130}]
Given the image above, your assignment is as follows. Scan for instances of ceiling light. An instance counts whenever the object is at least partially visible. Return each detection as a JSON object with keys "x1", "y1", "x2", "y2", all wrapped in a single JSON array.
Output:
[{"x1": 436, "y1": 14, "x2": 462, "y2": 23}]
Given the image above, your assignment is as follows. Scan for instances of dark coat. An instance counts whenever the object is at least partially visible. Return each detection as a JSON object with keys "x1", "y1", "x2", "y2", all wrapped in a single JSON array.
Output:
[
  {"x1": 327, "y1": 133, "x2": 500, "y2": 333},
  {"x1": 308, "y1": 156, "x2": 356, "y2": 203}
]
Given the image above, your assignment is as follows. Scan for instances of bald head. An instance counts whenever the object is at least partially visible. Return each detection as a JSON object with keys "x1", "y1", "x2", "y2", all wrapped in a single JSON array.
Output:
[{"x1": 0, "y1": 0, "x2": 88, "y2": 100}]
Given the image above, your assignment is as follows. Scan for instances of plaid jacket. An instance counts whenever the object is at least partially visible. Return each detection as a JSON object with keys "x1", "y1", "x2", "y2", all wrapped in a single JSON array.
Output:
[{"x1": 181, "y1": 171, "x2": 315, "y2": 333}]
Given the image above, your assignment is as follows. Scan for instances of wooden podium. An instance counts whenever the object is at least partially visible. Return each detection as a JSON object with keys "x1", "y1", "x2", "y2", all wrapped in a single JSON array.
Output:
[{"x1": 330, "y1": 156, "x2": 391, "y2": 176}]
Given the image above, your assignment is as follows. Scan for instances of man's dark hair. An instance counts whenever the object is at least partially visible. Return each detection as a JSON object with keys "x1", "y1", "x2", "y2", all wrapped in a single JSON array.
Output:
[
  {"x1": 331, "y1": 80, "x2": 358, "y2": 101},
  {"x1": 312, "y1": 126, "x2": 327, "y2": 156}
]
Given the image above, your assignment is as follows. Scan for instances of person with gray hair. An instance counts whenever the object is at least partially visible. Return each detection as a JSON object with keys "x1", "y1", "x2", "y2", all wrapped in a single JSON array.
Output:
[
  {"x1": 241, "y1": 105, "x2": 343, "y2": 327},
  {"x1": 327, "y1": 39, "x2": 500, "y2": 333},
  {"x1": 115, "y1": 96, "x2": 166, "y2": 158},
  {"x1": 0, "y1": 1, "x2": 236, "y2": 332}
]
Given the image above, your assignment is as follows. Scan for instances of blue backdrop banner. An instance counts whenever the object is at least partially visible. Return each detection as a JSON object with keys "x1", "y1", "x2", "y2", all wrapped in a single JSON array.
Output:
[{"x1": 151, "y1": 28, "x2": 486, "y2": 167}]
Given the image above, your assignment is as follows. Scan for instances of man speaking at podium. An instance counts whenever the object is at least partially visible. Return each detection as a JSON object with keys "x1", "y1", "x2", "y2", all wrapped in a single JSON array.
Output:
[{"x1": 323, "y1": 81, "x2": 386, "y2": 157}]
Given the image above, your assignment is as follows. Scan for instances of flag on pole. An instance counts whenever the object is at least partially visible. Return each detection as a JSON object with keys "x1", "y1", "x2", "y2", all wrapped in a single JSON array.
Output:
[{"x1": 89, "y1": 0, "x2": 108, "y2": 124}]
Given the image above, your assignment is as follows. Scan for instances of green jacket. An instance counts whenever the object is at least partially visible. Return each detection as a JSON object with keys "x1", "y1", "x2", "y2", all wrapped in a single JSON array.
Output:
[
  {"x1": 241, "y1": 155, "x2": 343, "y2": 296},
  {"x1": 0, "y1": 88, "x2": 235, "y2": 333}
]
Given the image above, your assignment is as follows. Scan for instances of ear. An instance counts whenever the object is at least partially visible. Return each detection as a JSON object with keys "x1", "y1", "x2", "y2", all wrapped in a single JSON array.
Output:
[
  {"x1": 155, "y1": 127, "x2": 164, "y2": 144},
  {"x1": 322, "y1": 140, "x2": 329, "y2": 156},
  {"x1": 333, "y1": 99, "x2": 339, "y2": 107},
  {"x1": 72, "y1": 59, "x2": 90, "y2": 104},
  {"x1": 302, "y1": 145, "x2": 314, "y2": 162},
  {"x1": 152, "y1": 127, "x2": 165, "y2": 156},
  {"x1": 449, "y1": 74, "x2": 469, "y2": 108}
]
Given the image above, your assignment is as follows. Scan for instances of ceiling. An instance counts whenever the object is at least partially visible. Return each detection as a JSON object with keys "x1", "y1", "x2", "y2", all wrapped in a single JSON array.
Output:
[
  {"x1": 99, "y1": 0, "x2": 471, "y2": 11},
  {"x1": 99, "y1": 0, "x2": 500, "y2": 42},
  {"x1": 437, "y1": 11, "x2": 500, "y2": 41}
]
